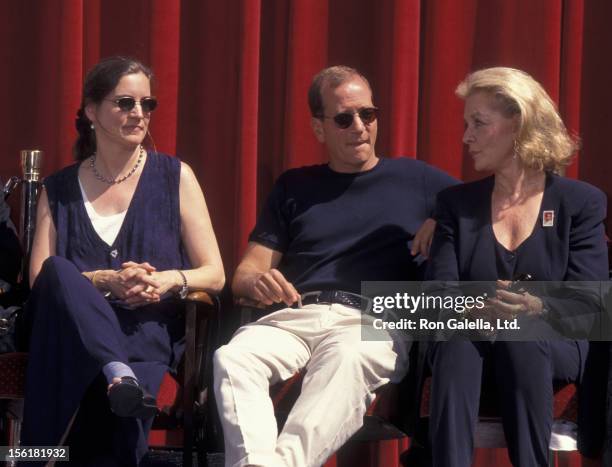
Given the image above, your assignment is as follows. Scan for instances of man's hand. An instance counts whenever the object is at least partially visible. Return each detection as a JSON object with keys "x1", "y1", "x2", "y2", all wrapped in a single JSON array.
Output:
[
  {"x1": 250, "y1": 268, "x2": 300, "y2": 306},
  {"x1": 411, "y1": 218, "x2": 436, "y2": 258},
  {"x1": 233, "y1": 243, "x2": 299, "y2": 307}
]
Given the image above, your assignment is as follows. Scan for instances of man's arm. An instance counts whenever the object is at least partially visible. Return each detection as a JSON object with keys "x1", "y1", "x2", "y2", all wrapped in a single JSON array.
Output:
[
  {"x1": 412, "y1": 163, "x2": 461, "y2": 259},
  {"x1": 425, "y1": 191, "x2": 460, "y2": 281},
  {"x1": 411, "y1": 218, "x2": 436, "y2": 258},
  {"x1": 232, "y1": 242, "x2": 300, "y2": 306}
]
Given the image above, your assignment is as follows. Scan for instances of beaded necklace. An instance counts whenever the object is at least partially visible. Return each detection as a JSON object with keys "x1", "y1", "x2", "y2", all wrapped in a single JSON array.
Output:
[{"x1": 90, "y1": 145, "x2": 144, "y2": 185}]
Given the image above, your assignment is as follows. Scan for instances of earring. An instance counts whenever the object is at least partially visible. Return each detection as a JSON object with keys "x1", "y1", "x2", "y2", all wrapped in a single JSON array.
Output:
[
  {"x1": 90, "y1": 123, "x2": 95, "y2": 130},
  {"x1": 513, "y1": 140, "x2": 519, "y2": 160}
]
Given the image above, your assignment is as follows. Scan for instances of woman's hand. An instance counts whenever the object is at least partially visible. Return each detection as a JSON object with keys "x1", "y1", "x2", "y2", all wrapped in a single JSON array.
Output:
[
  {"x1": 120, "y1": 261, "x2": 168, "y2": 307},
  {"x1": 478, "y1": 280, "x2": 543, "y2": 320},
  {"x1": 146, "y1": 270, "x2": 182, "y2": 297},
  {"x1": 120, "y1": 265, "x2": 183, "y2": 306},
  {"x1": 93, "y1": 262, "x2": 160, "y2": 307},
  {"x1": 493, "y1": 280, "x2": 544, "y2": 316}
]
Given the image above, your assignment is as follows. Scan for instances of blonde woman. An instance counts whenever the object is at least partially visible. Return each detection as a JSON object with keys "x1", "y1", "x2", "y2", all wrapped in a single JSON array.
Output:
[{"x1": 426, "y1": 67, "x2": 607, "y2": 466}]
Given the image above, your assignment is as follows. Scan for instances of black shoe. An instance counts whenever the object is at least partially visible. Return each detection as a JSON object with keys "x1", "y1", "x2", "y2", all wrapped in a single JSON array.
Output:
[{"x1": 108, "y1": 376, "x2": 158, "y2": 419}]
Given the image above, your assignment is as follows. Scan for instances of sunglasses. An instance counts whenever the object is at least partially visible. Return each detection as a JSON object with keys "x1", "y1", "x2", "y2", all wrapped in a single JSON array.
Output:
[
  {"x1": 105, "y1": 96, "x2": 158, "y2": 113},
  {"x1": 323, "y1": 107, "x2": 378, "y2": 129}
]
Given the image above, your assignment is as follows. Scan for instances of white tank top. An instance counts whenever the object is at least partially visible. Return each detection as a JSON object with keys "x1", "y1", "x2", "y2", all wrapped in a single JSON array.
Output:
[{"x1": 78, "y1": 178, "x2": 127, "y2": 246}]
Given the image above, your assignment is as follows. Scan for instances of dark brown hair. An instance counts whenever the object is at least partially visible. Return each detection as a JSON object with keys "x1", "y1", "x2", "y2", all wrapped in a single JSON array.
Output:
[{"x1": 73, "y1": 56, "x2": 153, "y2": 161}]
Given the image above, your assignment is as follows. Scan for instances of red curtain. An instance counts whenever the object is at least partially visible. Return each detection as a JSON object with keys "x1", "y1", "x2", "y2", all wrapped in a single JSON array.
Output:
[{"x1": 1, "y1": 0, "x2": 611, "y2": 465}]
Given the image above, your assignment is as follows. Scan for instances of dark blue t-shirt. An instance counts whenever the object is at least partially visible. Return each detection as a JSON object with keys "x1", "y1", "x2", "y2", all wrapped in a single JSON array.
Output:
[{"x1": 249, "y1": 156, "x2": 458, "y2": 294}]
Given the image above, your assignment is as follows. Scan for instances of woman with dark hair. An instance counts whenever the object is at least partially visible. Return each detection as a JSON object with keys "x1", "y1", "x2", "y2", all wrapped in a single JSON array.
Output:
[
  {"x1": 427, "y1": 67, "x2": 608, "y2": 466},
  {"x1": 21, "y1": 56, "x2": 224, "y2": 465}
]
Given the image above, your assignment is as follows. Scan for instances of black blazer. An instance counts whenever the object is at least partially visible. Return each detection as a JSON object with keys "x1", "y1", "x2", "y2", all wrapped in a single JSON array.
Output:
[
  {"x1": 427, "y1": 172, "x2": 607, "y2": 283},
  {"x1": 426, "y1": 172, "x2": 609, "y2": 456}
]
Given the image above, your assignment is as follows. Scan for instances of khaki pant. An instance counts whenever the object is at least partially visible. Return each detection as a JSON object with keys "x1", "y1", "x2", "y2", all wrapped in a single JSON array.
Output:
[{"x1": 213, "y1": 303, "x2": 410, "y2": 467}]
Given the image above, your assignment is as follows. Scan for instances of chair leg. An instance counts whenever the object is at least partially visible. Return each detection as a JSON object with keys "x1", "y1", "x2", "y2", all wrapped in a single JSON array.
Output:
[
  {"x1": 183, "y1": 294, "x2": 220, "y2": 467},
  {"x1": 201, "y1": 310, "x2": 225, "y2": 465},
  {"x1": 6, "y1": 423, "x2": 19, "y2": 467},
  {"x1": 5, "y1": 403, "x2": 22, "y2": 467},
  {"x1": 195, "y1": 311, "x2": 217, "y2": 466},
  {"x1": 183, "y1": 302, "x2": 197, "y2": 467},
  {"x1": 196, "y1": 330, "x2": 211, "y2": 467}
]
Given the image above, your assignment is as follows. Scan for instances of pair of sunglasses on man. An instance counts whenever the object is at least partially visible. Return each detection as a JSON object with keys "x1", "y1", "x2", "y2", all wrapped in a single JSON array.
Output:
[
  {"x1": 322, "y1": 107, "x2": 378, "y2": 129},
  {"x1": 105, "y1": 96, "x2": 158, "y2": 113}
]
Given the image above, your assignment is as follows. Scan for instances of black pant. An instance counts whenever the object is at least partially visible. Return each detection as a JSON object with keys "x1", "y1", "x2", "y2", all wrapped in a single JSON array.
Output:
[
  {"x1": 429, "y1": 337, "x2": 581, "y2": 467},
  {"x1": 20, "y1": 256, "x2": 182, "y2": 466}
]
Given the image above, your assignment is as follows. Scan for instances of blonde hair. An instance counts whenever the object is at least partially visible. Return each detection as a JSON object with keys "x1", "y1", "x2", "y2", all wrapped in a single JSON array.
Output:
[{"x1": 456, "y1": 67, "x2": 578, "y2": 173}]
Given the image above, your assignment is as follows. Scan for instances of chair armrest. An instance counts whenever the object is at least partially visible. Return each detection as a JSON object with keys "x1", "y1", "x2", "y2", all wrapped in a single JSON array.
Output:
[
  {"x1": 185, "y1": 292, "x2": 219, "y2": 320},
  {"x1": 186, "y1": 291, "x2": 214, "y2": 305}
]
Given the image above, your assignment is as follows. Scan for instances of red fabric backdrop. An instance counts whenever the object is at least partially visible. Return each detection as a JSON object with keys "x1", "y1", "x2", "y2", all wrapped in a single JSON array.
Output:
[{"x1": 1, "y1": 1, "x2": 611, "y2": 465}]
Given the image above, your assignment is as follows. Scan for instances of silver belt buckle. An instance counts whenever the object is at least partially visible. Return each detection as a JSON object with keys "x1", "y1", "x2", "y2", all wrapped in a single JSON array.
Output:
[{"x1": 297, "y1": 291, "x2": 324, "y2": 309}]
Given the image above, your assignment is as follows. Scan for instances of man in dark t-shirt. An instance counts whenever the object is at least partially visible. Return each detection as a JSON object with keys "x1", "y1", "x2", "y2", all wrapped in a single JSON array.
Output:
[{"x1": 213, "y1": 66, "x2": 457, "y2": 467}]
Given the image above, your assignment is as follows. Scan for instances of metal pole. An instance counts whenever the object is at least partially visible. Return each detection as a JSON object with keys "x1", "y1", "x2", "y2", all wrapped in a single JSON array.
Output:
[{"x1": 19, "y1": 150, "x2": 43, "y2": 288}]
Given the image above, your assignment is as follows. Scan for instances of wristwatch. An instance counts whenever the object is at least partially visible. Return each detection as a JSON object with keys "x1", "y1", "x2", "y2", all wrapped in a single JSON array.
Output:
[{"x1": 176, "y1": 270, "x2": 188, "y2": 299}]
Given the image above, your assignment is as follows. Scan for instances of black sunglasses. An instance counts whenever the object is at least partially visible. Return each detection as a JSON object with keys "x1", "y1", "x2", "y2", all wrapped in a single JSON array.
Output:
[
  {"x1": 105, "y1": 96, "x2": 158, "y2": 113},
  {"x1": 323, "y1": 107, "x2": 378, "y2": 129}
]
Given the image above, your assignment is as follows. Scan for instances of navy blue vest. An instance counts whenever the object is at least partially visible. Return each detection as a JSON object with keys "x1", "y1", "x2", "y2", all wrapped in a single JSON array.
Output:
[{"x1": 44, "y1": 152, "x2": 190, "y2": 274}]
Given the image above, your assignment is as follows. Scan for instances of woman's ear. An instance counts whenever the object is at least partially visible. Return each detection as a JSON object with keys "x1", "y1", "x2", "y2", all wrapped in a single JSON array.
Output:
[
  {"x1": 84, "y1": 103, "x2": 97, "y2": 125},
  {"x1": 512, "y1": 114, "x2": 521, "y2": 136}
]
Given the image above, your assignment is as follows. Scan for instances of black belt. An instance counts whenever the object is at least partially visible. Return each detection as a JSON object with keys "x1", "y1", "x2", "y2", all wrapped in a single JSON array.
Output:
[
  {"x1": 297, "y1": 290, "x2": 371, "y2": 312},
  {"x1": 256, "y1": 290, "x2": 372, "y2": 316}
]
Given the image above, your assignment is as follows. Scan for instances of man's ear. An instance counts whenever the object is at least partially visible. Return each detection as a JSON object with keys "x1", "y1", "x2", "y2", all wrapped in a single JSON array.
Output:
[{"x1": 311, "y1": 117, "x2": 325, "y2": 143}]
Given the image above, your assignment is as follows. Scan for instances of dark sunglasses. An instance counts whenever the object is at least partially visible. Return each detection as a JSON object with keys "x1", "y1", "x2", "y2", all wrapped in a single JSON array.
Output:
[
  {"x1": 105, "y1": 96, "x2": 158, "y2": 113},
  {"x1": 323, "y1": 107, "x2": 378, "y2": 129}
]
